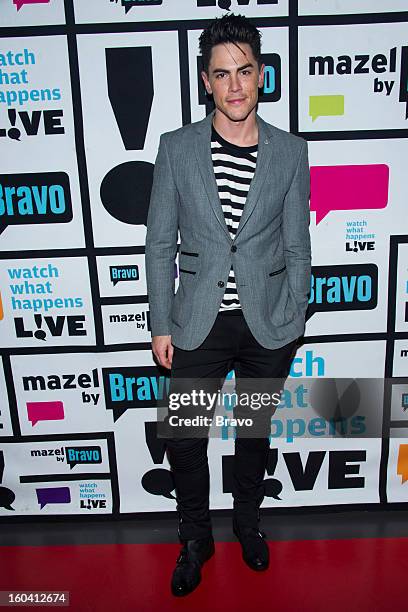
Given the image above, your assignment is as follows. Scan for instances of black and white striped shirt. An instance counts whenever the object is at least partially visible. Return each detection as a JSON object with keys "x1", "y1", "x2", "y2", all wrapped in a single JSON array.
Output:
[{"x1": 211, "y1": 125, "x2": 258, "y2": 312}]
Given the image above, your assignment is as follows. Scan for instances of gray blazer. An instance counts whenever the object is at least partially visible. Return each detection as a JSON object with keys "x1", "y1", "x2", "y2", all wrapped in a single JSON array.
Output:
[{"x1": 145, "y1": 109, "x2": 311, "y2": 351}]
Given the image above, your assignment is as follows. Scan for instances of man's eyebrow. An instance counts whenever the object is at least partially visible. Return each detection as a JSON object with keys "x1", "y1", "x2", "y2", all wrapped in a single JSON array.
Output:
[{"x1": 211, "y1": 62, "x2": 254, "y2": 74}]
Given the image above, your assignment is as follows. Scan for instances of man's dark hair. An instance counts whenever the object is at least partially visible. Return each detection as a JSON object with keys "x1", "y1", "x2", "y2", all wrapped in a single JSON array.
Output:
[{"x1": 199, "y1": 13, "x2": 262, "y2": 74}]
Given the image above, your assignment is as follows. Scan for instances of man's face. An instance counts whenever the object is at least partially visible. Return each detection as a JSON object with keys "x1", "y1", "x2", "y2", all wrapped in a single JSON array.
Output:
[{"x1": 201, "y1": 42, "x2": 264, "y2": 123}]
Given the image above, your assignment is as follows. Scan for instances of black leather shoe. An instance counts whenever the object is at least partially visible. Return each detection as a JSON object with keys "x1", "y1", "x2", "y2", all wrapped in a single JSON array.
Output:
[
  {"x1": 171, "y1": 536, "x2": 215, "y2": 597},
  {"x1": 233, "y1": 522, "x2": 269, "y2": 571}
]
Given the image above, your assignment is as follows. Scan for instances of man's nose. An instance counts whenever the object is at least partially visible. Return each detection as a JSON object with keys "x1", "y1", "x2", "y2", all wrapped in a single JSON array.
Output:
[{"x1": 228, "y1": 73, "x2": 242, "y2": 92}]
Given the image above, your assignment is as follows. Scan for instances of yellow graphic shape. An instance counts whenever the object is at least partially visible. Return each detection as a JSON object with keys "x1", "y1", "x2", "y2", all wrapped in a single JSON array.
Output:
[
  {"x1": 309, "y1": 95, "x2": 344, "y2": 122},
  {"x1": 397, "y1": 444, "x2": 408, "y2": 484}
]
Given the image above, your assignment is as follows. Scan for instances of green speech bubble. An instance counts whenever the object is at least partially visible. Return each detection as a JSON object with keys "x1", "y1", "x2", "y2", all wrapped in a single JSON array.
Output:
[{"x1": 309, "y1": 95, "x2": 344, "y2": 122}]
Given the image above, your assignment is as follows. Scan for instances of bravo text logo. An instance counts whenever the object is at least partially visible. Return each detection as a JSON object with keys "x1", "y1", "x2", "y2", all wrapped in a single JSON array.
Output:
[
  {"x1": 0, "y1": 173, "x2": 72, "y2": 236},
  {"x1": 102, "y1": 366, "x2": 170, "y2": 421},
  {"x1": 30, "y1": 445, "x2": 102, "y2": 468},
  {"x1": 307, "y1": 264, "x2": 378, "y2": 320}
]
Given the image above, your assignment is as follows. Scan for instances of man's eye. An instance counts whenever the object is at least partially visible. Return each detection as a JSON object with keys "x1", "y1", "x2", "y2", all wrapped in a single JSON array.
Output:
[
  {"x1": 216, "y1": 73, "x2": 225, "y2": 78},
  {"x1": 241, "y1": 70, "x2": 251, "y2": 75}
]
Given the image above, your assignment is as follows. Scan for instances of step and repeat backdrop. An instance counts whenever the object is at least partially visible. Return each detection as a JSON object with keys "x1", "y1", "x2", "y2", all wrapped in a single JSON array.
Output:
[{"x1": 0, "y1": 0, "x2": 408, "y2": 518}]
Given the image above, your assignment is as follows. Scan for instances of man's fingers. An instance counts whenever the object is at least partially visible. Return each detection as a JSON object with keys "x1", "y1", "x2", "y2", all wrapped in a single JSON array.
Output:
[
  {"x1": 168, "y1": 343, "x2": 174, "y2": 368},
  {"x1": 155, "y1": 347, "x2": 168, "y2": 368},
  {"x1": 152, "y1": 336, "x2": 173, "y2": 369}
]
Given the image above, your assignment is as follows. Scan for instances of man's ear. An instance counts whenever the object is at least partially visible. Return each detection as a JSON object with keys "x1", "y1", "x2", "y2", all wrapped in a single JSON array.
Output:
[
  {"x1": 201, "y1": 70, "x2": 212, "y2": 95},
  {"x1": 258, "y1": 63, "x2": 265, "y2": 89}
]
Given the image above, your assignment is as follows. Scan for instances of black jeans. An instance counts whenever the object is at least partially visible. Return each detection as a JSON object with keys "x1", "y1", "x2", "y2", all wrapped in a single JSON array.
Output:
[{"x1": 165, "y1": 309, "x2": 297, "y2": 541}]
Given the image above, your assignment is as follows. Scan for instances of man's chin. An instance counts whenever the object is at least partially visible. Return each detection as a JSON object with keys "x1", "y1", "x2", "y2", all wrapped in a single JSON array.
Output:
[{"x1": 216, "y1": 105, "x2": 254, "y2": 123}]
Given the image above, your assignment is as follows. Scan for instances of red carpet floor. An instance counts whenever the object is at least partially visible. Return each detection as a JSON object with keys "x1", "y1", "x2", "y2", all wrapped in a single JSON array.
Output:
[{"x1": 1, "y1": 537, "x2": 407, "y2": 611}]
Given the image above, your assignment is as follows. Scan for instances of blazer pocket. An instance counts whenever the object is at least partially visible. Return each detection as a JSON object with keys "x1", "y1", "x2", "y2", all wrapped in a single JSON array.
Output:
[
  {"x1": 179, "y1": 268, "x2": 196, "y2": 275},
  {"x1": 268, "y1": 265, "x2": 286, "y2": 277},
  {"x1": 177, "y1": 252, "x2": 200, "y2": 277},
  {"x1": 180, "y1": 250, "x2": 199, "y2": 257}
]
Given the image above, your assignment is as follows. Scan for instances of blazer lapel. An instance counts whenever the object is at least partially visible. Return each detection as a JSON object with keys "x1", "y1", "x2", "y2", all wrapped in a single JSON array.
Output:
[
  {"x1": 193, "y1": 109, "x2": 274, "y2": 243},
  {"x1": 194, "y1": 110, "x2": 232, "y2": 243},
  {"x1": 234, "y1": 114, "x2": 274, "y2": 240}
]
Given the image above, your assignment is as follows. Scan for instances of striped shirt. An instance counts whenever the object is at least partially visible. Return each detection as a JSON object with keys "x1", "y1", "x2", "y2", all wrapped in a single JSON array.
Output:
[{"x1": 211, "y1": 124, "x2": 258, "y2": 312}]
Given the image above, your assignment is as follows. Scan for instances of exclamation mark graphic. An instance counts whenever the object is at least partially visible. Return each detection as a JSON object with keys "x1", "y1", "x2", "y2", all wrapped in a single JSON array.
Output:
[
  {"x1": 106, "y1": 47, "x2": 153, "y2": 150},
  {"x1": 101, "y1": 46, "x2": 155, "y2": 228},
  {"x1": 0, "y1": 292, "x2": 4, "y2": 321},
  {"x1": 141, "y1": 422, "x2": 175, "y2": 499},
  {"x1": 7, "y1": 109, "x2": 21, "y2": 141},
  {"x1": 264, "y1": 448, "x2": 283, "y2": 500},
  {"x1": 34, "y1": 314, "x2": 46, "y2": 341}
]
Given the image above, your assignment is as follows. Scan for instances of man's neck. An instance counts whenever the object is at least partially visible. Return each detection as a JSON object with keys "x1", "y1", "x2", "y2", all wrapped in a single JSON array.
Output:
[{"x1": 212, "y1": 109, "x2": 259, "y2": 147}]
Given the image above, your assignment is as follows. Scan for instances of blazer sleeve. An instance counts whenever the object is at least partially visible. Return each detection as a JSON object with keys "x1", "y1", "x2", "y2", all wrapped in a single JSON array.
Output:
[
  {"x1": 282, "y1": 139, "x2": 312, "y2": 318},
  {"x1": 145, "y1": 133, "x2": 179, "y2": 337}
]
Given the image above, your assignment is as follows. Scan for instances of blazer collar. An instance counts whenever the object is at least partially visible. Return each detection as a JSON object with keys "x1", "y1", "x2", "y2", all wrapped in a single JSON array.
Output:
[{"x1": 193, "y1": 109, "x2": 275, "y2": 243}]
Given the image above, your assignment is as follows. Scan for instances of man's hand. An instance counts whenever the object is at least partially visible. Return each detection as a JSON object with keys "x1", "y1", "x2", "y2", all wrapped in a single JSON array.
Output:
[{"x1": 152, "y1": 335, "x2": 174, "y2": 369}]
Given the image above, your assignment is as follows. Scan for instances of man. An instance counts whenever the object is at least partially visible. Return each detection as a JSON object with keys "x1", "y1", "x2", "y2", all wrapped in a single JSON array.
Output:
[{"x1": 145, "y1": 13, "x2": 311, "y2": 597}]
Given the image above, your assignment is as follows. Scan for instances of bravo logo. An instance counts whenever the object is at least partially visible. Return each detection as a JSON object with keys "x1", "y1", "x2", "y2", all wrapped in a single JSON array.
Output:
[
  {"x1": 102, "y1": 365, "x2": 170, "y2": 422},
  {"x1": 29, "y1": 445, "x2": 102, "y2": 468},
  {"x1": 65, "y1": 446, "x2": 102, "y2": 469},
  {"x1": 110, "y1": 265, "x2": 139, "y2": 286},
  {"x1": 0, "y1": 172, "x2": 72, "y2": 236},
  {"x1": 307, "y1": 264, "x2": 378, "y2": 320}
]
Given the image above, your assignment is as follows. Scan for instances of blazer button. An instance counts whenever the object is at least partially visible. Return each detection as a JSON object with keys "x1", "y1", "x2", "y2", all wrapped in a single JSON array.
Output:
[
  {"x1": 218, "y1": 281, "x2": 225, "y2": 288},
  {"x1": 231, "y1": 245, "x2": 237, "y2": 252}
]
